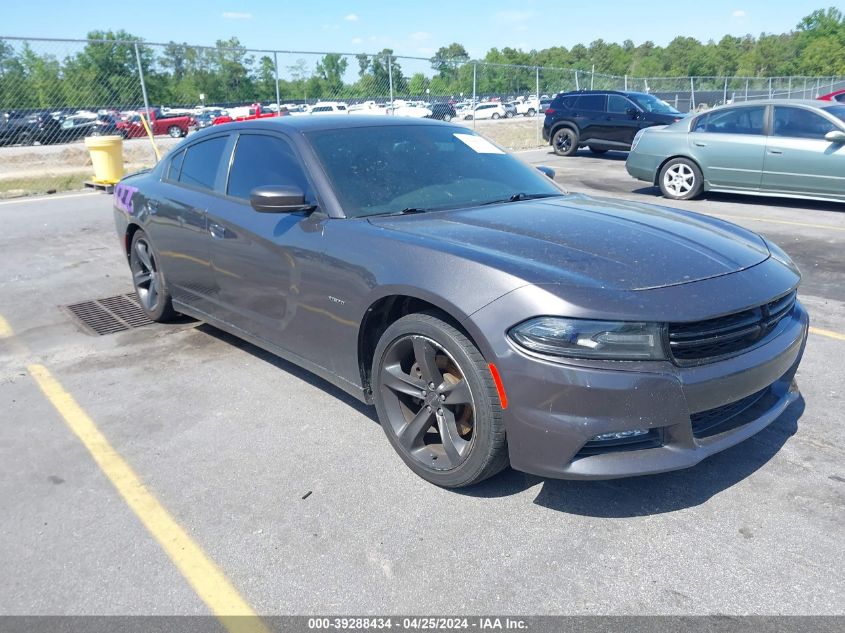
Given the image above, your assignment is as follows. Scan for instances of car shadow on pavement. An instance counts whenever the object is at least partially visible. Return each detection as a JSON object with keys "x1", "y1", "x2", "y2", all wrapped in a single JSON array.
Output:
[
  {"x1": 462, "y1": 396, "x2": 804, "y2": 517},
  {"x1": 195, "y1": 323, "x2": 378, "y2": 422}
]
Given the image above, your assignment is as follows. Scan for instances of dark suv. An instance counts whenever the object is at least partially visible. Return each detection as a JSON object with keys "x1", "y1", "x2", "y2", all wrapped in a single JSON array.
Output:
[{"x1": 542, "y1": 90, "x2": 684, "y2": 156}]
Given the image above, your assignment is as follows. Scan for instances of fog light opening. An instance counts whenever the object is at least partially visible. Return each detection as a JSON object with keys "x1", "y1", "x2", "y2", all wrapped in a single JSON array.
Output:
[{"x1": 590, "y1": 429, "x2": 650, "y2": 442}]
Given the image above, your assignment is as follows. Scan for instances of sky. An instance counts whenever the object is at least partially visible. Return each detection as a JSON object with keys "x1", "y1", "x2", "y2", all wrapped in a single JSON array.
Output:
[{"x1": 3, "y1": 0, "x2": 843, "y2": 60}]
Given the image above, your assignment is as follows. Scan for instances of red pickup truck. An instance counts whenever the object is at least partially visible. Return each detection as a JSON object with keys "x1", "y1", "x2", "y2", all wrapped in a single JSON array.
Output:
[
  {"x1": 117, "y1": 107, "x2": 195, "y2": 139},
  {"x1": 212, "y1": 103, "x2": 286, "y2": 126}
]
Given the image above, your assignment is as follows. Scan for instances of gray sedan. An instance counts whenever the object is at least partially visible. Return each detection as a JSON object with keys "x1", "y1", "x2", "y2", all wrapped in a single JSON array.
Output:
[
  {"x1": 626, "y1": 99, "x2": 845, "y2": 202},
  {"x1": 113, "y1": 116, "x2": 807, "y2": 487}
]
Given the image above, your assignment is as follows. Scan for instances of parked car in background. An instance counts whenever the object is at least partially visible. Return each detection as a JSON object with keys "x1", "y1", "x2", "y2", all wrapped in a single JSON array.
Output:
[
  {"x1": 543, "y1": 90, "x2": 684, "y2": 156},
  {"x1": 464, "y1": 102, "x2": 509, "y2": 120},
  {"x1": 818, "y1": 89, "x2": 845, "y2": 103},
  {"x1": 626, "y1": 99, "x2": 845, "y2": 202},
  {"x1": 514, "y1": 98, "x2": 540, "y2": 117},
  {"x1": 0, "y1": 111, "x2": 35, "y2": 145},
  {"x1": 195, "y1": 109, "x2": 226, "y2": 129},
  {"x1": 113, "y1": 116, "x2": 807, "y2": 488},
  {"x1": 502, "y1": 102, "x2": 517, "y2": 118},
  {"x1": 427, "y1": 102, "x2": 457, "y2": 122},
  {"x1": 116, "y1": 107, "x2": 195, "y2": 138},
  {"x1": 310, "y1": 101, "x2": 349, "y2": 115},
  {"x1": 50, "y1": 113, "x2": 121, "y2": 143},
  {"x1": 212, "y1": 103, "x2": 284, "y2": 126}
]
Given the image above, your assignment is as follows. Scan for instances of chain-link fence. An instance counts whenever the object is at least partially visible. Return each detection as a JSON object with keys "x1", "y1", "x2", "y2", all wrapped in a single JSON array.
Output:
[{"x1": 2, "y1": 36, "x2": 844, "y2": 197}]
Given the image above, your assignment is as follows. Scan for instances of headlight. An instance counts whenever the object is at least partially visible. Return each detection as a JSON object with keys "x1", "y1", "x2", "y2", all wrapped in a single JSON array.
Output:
[
  {"x1": 765, "y1": 238, "x2": 800, "y2": 276},
  {"x1": 509, "y1": 317, "x2": 667, "y2": 360}
]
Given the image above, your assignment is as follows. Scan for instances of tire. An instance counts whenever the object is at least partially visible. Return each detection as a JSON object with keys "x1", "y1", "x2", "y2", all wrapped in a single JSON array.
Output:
[
  {"x1": 589, "y1": 146, "x2": 609, "y2": 155},
  {"x1": 551, "y1": 126, "x2": 579, "y2": 156},
  {"x1": 505, "y1": 111, "x2": 514, "y2": 118},
  {"x1": 167, "y1": 126, "x2": 182, "y2": 138},
  {"x1": 372, "y1": 312, "x2": 509, "y2": 488},
  {"x1": 491, "y1": 112, "x2": 501, "y2": 120},
  {"x1": 443, "y1": 114, "x2": 452, "y2": 122},
  {"x1": 129, "y1": 230, "x2": 177, "y2": 322},
  {"x1": 526, "y1": 108, "x2": 535, "y2": 117},
  {"x1": 658, "y1": 157, "x2": 703, "y2": 200}
]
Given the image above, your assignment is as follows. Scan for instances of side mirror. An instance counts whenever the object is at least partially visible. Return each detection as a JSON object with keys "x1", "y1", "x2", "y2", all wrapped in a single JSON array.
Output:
[
  {"x1": 824, "y1": 130, "x2": 845, "y2": 144},
  {"x1": 249, "y1": 185, "x2": 311, "y2": 213},
  {"x1": 626, "y1": 107, "x2": 641, "y2": 119},
  {"x1": 536, "y1": 165, "x2": 555, "y2": 179}
]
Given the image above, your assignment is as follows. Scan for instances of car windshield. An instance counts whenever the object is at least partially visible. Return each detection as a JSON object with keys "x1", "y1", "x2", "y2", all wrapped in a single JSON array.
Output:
[
  {"x1": 629, "y1": 94, "x2": 680, "y2": 115},
  {"x1": 305, "y1": 125, "x2": 563, "y2": 218},
  {"x1": 825, "y1": 105, "x2": 845, "y2": 124}
]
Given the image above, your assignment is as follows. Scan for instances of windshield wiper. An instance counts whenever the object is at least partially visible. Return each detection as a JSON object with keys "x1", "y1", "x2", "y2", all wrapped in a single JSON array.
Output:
[
  {"x1": 480, "y1": 192, "x2": 563, "y2": 206},
  {"x1": 365, "y1": 207, "x2": 431, "y2": 218}
]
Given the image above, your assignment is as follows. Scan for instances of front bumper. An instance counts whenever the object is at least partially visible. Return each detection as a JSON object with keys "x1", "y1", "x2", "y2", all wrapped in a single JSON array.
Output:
[{"x1": 469, "y1": 298, "x2": 808, "y2": 480}]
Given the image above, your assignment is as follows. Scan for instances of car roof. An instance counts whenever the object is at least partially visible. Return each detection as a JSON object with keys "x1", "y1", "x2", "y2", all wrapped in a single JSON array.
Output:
[{"x1": 192, "y1": 115, "x2": 451, "y2": 136}]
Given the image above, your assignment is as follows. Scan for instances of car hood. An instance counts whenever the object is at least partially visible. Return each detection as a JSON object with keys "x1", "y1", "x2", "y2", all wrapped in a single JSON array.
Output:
[{"x1": 367, "y1": 194, "x2": 770, "y2": 291}]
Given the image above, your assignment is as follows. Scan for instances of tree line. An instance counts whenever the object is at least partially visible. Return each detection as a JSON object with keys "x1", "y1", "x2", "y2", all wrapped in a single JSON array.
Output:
[{"x1": 1, "y1": 7, "x2": 843, "y2": 110}]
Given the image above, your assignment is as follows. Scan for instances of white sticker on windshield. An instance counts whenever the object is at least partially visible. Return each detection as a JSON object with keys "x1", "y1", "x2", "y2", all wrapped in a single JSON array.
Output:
[{"x1": 454, "y1": 133, "x2": 505, "y2": 154}]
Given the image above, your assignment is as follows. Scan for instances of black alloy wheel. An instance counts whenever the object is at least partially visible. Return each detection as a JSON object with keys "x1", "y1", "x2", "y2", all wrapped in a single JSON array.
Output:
[
  {"x1": 373, "y1": 312, "x2": 508, "y2": 487},
  {"x1": 129, "y1": 230, "x2": 176, "y2": 322},
  {"x1": 552, "y1": 127, "x2": 578, "y2": 156}
]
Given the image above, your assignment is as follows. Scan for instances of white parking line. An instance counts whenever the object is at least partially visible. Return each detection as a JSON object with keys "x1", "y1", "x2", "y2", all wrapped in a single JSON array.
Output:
[{"x1": 0, "y1": 191, "x2": 101, "y2": 206}]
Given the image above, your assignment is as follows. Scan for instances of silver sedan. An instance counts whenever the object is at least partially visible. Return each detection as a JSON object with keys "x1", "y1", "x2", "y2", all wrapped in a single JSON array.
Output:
[{"x1": 626, "y1": 99, "x2": 845, "y2": 202}]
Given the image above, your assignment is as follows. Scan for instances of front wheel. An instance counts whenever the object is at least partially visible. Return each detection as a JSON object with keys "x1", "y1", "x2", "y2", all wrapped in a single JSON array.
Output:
[
  {"x1": 372, "y1": 312, "x2": 509, "y2": 488},
  {"x1": 491, "y1": 112, "x2": 500, "y2": 120},
  {"x1": 658, "y1": 157, "x2": 703, "y2": 200},
  {"x1": 526, "y1": 108, "x2": 535, "y2": 117},
  {"x1": 129, "y1": 230, "x2": 176, "y2": 322},
  {"x1": 552, "y1": 127, "x2": 579, "y2": 156},
  {"x1": 443, "y1": 114, "x2": 452, "y2": 122},
  {"x1": 167, "y1": 126, "x2": 182, "y2": 138}
]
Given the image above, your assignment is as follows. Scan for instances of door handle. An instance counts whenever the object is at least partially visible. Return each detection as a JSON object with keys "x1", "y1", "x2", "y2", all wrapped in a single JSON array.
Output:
[
  {"x1": 209, "y1": 222, "x2": 226, "y2": 239},
  {"x1": 694, "y1": 142, "x2": 707, "y2": 147},
  {"x1": 768, "y1": 149, "x2": 783, "y2": 155}
]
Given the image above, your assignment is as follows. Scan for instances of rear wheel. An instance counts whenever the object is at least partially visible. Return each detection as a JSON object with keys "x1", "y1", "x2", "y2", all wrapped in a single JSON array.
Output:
[
  {"x1": 552, "y1": 127, "x2": 579, "y2": 156},
  {"x1": 129, "y1": 230, "x2": 176, "y2": 322},
  {"x1": 167, "y1": 126, "x2": 182, "y2": 138},
  {"x1": 526, "y1": 108, "x2": 536, "y2": 117},
  {"x1": 492, "y1": 112, "x2": 501, "y2": 120},
  {"x1": 443, "y1": 113, "x2": 452, "y2": 122},
  {"x1": 658, "y1": 157, "x2": 703, "y2": 200},
  {"x1": 372, "y1": 312, "x2": 508, "y2": 488}
]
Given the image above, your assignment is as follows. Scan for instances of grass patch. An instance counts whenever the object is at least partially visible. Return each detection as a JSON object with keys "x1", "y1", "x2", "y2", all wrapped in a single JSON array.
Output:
[{"x1": 0, "y1": 172, "x2": 90, "y2": 198}]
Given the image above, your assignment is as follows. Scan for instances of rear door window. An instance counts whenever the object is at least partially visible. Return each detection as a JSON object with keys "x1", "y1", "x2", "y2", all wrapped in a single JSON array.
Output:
[
  {"x1": 574, "y1": 94, "x2": 606, "y2": 111},
  {"x1": 178, "y1": 136, "x2": 229, "y2": 191},
  {"x1": 166, "y1": 149, "x2": 185, "y2": 181},
  {"x1": 698, "y1": 106, "x2": 765, "y2": 135}
]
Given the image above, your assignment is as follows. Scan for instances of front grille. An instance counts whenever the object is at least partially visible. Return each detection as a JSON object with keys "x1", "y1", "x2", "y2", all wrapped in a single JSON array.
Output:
[
  {"x1": 690, "y1": 387, "x2": 770, "y2": 438},
  {"x1": 575, "y1": 429, "x2": 662, "y2": 458},
  {"x1": 668, "y1": 291, "x2": 796, "y2": 364}
]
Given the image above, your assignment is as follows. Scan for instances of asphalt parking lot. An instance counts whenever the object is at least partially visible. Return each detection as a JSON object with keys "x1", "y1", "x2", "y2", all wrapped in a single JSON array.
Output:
[{"x1": 1, "y1": 150, "x2": 843, "y2": 618}]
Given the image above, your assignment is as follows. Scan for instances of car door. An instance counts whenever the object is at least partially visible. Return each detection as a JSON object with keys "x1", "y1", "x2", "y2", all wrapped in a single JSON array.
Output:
[
  {"x1": 688, "y1": 105, "x2": 767, "y2": 191},
  {"x1": 761, "y1": 105, "x2": 845, "y2": 198},
  {"x1": 571, "y1": 94, "x2": 607, "y2": 144},
  {"x1": 604, "y1": 94, "x2": 643, "y2": 147},
  {"x1": 205, "y1": 131, "x2": 329, "y2": 356},
  {"x1": 151, "y1": 133, "x2": 232, "y2": 313}
]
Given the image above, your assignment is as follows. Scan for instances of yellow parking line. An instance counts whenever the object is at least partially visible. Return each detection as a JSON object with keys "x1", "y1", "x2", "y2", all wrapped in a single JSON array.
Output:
[
  {"x1": 27, "y1": 363, "x2": 268, "y2": 633},
  {"x1": 809, "y1": 326, "x2": 845, "y2": 341},
  {"x1": 707, "y1": 213, "x2": 845, "y2": 232},
  {"x1": 0, "y1": 314, "x2": 12, "y2": 339}
]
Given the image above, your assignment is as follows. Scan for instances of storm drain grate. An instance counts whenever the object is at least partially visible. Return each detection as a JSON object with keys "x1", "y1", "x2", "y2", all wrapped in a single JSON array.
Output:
[{"x1": 64, "y1": 293, "x2": 152, "y2": 336}]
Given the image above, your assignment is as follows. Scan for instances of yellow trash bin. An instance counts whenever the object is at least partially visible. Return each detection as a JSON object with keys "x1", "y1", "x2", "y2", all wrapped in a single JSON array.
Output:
[{"x1": 84, "y1": 135, "x2": 124, "y2": 184}]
